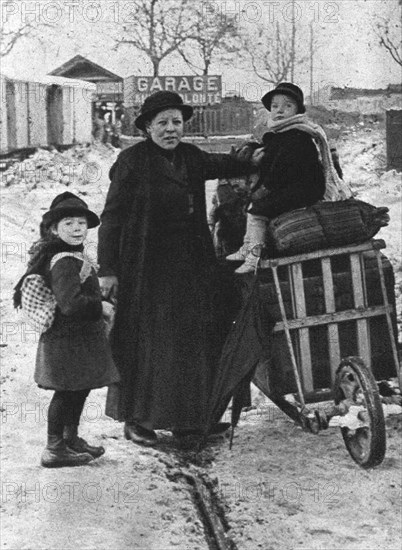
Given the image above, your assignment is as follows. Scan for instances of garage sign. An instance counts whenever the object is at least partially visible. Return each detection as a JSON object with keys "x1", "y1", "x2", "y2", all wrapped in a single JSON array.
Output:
[{"x1": 124, "y1": 75, "x2": 222, "y2": 107}]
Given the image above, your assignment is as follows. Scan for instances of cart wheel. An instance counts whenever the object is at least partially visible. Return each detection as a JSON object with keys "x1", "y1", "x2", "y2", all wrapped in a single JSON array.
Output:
[{"x1": 333, "y1": 356, "x2": 386, "y2": 469}]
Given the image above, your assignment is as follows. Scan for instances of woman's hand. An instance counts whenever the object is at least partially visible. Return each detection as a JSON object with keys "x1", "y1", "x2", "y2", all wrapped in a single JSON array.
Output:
[
  {"x1": 99, "y1": 276, "x2": 118, "y2": 302},
  {"x1": 102, "y1": 300, "x2": 115, "y2": 337},
  {"x1": 231, "y1": 141, "x2": 260, "y2": 162},
  {"x1": 102, "y1": 300, "x2": 115, "y2": 319}
]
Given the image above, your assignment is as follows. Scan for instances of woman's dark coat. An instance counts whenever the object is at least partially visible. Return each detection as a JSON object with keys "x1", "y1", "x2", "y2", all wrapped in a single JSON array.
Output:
[
  {"x1": 35, "y1": 256, "x2": 120, "y2": 391},
  {"x1": 249, "y1": 129, "x2": 326, "y2": 218},
  {"x1": 98, "y1": 139, "x2": 251, "y2": 430}
]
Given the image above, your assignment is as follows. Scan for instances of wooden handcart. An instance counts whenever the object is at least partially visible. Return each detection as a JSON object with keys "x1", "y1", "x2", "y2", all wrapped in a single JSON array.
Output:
[{"x1": 249, "y1": 239, "x2": 400, "y2": 469}]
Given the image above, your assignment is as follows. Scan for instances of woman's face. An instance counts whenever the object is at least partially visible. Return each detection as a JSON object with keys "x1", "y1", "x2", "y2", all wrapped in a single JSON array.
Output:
[
  {"x1": 52, "y1": 216, "x2": 88, "y2": 245},
  {"x1": 270, "y1": 94, "x2": 298, "y2": 121},
  {"x1": 146, "y1": 108, "x2": 184, "y2": 150}
]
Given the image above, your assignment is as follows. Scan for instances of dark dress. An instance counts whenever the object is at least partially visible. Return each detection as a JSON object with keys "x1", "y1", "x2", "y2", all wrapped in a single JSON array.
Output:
[
  {"x1": 98, "y1": 139, "x2": 252, "y2": 431},
  {"x1": 35, "y1": 255, "x2": 120, "y2": 391}
]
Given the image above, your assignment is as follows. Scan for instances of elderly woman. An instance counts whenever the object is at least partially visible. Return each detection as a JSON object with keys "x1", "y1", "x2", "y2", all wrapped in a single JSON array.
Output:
[{"x1": 98, "y1": 91, "x2": 260, "y2": 445}]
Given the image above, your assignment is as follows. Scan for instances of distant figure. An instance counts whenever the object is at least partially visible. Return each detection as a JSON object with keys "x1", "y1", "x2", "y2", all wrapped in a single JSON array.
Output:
[
  {"x1": 111, "y1": 114, "x2": 124, "y2": 148},
  {"x1": 92, "y1": 110, "x2": 105, "y2": 142},
  {"x1": 103, "y1": 112, "x2": 112, "y2": 145}
]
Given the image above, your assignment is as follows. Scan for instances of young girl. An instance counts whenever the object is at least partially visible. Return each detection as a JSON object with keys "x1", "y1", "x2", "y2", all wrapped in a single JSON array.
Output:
[
  {"x1": 227, "y1": 83, "x2": 352, "y2": 273},
  {"x1": 14, "y1": 192, "x2": 120, "y2": 468}
]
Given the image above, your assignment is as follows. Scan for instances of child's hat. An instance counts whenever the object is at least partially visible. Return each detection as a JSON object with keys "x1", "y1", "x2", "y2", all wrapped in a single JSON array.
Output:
[
  {"x1": 261, "y1": 83, "x2": 306, "y2": 113},
  {"x1": 42, "y1": 192, "x2": 100, "y2": 229}
]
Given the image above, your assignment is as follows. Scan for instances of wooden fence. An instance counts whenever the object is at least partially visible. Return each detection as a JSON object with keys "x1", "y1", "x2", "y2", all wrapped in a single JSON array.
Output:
[{"x1": 123, "y1": 99, "x2": 254, "y2": 137}]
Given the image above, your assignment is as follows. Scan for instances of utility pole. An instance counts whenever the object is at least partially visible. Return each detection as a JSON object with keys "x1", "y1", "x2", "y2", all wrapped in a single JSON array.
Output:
[
  {"x1": 290, "y1": 0, "x2": 296, "y2": 82},
  {"x1": 309, "y1": 21, "x2": 314, "y2": 104}
]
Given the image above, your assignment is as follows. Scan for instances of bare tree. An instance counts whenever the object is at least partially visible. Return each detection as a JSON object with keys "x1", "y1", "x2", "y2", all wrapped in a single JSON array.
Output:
[
  {"x1": 307, "y1": 21, "x2": 325, "y2": 105},
  {"x1": 242, "y1": 21, "x2": 294, "y2": 87},
  {"x1": 0, "y1": 0, "x2": 48, "y2": 58},
  {"x1": 177, "y1": 4, "x2": 241, "y2": 75},
  {"x1": 373, "y1": 0, "x2": 401, "y2": 67},
  {"x1": 112, "y1": 0, "x2": 194, "y2": 76}
]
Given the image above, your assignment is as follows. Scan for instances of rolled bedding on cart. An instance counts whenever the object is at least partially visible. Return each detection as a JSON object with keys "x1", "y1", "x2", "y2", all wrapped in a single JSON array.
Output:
[
  {"x1": 212, "y1": 194, "x2": 390, "y2": 259},
  {"x1": 264, "y1": 198, "x2": 390, "y2": 257}
]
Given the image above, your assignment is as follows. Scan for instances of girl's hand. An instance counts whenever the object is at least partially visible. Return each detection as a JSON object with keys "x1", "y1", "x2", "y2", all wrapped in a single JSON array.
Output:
[
  {"x1": 251, "y1": 147, "x2": 265, "y2": 166},
  {"x1": 99, "y1": 275, "x2": 118, "y2": 301},
  {"x1": 252, "y1": 186, "x2": 270, "y2": 201}
]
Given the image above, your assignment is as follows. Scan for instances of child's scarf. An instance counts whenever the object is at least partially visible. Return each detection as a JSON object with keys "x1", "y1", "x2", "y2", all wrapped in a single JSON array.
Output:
[{"x1": 268, "y1": 114, "x2": 353, "y2": 201}]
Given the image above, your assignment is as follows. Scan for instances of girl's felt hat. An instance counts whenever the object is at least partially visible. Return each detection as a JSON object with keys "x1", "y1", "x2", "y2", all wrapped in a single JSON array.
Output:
[
  {"x1": 135, "y1": 91, "x2": 194, "y2": 131},
  {"x1": 42, "y1": 192, "x2": 100, "y2": 229},
  {"x1": 261, "y1": 83, "x2": 306, "y2": 113}
]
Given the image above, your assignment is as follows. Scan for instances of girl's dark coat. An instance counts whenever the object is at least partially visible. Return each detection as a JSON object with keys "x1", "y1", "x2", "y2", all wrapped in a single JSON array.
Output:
[
  {"x1": 35, "y1": 256, "x2": 120, "y2": 391},
  {"x1": 249, "y1": 129, "x2": 326, "y2": 218},
  {"x1": 98, "y1": 139, "x2": 251, "y2": 430}
]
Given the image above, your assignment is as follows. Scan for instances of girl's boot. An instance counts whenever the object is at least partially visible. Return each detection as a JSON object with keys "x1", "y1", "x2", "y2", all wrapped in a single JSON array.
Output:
[
  {"x1": 226, "y1": 213, "x2": 256, "y2": 261},
  {"x1": 234, "y1": 215, "x2": 267, "y2": 274},
  {"x1": 226, "y1": 214, "x2": 268, "y2": 262},
  {"x1": 41, "y1": 435, "x2": 93, "y2": 468},
  {"x1": 64, "y1": 425, "x2": 105, "y2": 458}
]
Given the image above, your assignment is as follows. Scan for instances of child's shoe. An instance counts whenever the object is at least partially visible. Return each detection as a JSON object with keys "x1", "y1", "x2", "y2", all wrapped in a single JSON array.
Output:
[
  {"x1": 226, "y1": 244, "x2": 251, "y2": 261},
  {"x1": 235, "y1": 247, "x2": 263, "y2": 274},
  {"x1": 64, "y1": 425, "x2": 105, "y2": 458},
  {"x1": 41, "y1": 435, "x2": 93, "y2": 468},
  {"x1": 226, "y1": 213, "x2": 267, "y2": 265}
]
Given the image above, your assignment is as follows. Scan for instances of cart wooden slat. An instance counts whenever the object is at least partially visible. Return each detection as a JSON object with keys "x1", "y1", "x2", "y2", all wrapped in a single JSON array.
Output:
[
  {"x1": 259, "y1": 239, "x2": 399, "y2": 395},
  {"x1": 321, "y1": 257, "x2": 341, "y2": 382}
]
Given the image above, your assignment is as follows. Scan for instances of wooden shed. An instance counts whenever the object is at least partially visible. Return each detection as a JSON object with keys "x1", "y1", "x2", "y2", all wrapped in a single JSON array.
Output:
[
  {"x1": 50, "y1": 55, "x2": 124, "y2": 124},
  {"x1": 0, "y1": 74, "x2": 95, "y2": 154}
]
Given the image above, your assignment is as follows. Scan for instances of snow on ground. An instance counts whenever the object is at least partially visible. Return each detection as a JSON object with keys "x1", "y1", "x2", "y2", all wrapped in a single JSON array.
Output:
[{"x1": 1, "y1": 123, "x2": 401, "y2": 550}]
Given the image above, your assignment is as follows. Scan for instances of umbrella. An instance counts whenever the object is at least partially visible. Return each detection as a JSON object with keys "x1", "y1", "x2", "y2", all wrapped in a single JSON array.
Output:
[{"x1": 205, "y1": 272, "x2": 272, "y2": 447}]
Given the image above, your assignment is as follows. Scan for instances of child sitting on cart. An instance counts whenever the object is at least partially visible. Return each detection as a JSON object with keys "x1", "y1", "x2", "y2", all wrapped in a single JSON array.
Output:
[{"x1": 226, "y1": 83, "x2": 352, "y2": 273}]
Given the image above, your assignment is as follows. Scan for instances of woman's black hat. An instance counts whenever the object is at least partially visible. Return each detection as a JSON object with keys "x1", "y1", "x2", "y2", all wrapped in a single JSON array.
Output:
[
  {"x1": 261, "y1": 83, "x2": 306, "y2": 114},
  {"x1": 135, "y1": 91, "x2": 194, "y2": 131},
  {"x1": 42, "y1": 192, "x2": 100, "y2": 229}
]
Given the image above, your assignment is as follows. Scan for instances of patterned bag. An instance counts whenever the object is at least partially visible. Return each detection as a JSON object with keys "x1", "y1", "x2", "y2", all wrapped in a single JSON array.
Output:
[
  {"x1": 20, "y1": 274, "x2": 57, "y2": 334},
  {"x1": 20, "y1": 252, "x2": 89, "y2": 334}
]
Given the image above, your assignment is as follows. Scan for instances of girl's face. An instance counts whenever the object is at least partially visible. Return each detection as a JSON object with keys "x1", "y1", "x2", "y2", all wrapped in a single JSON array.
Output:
[
  {"x1": 146, "y1": 108, "x2": 184, "y2": 150},
  {"x1": 53, "y1": 216, "x2": 88, "y2": 245},
  {"x1": 270, "y1": 94, "x2": 298, "y2": 121}
]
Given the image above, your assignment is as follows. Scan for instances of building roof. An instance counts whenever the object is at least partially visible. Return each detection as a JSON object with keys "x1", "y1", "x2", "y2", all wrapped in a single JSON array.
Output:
[
  {"x1": 49, "y1": 55, "x2": 123, "y2": 82},
  {"x1": 0, "y1": 72, "x2": 96, "y2": 89}
]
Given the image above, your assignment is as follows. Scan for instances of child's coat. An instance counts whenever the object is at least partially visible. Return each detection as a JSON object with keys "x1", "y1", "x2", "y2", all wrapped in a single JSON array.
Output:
[{"x1": 35, "y1": 254, "x2": 120, "y2": 391}]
